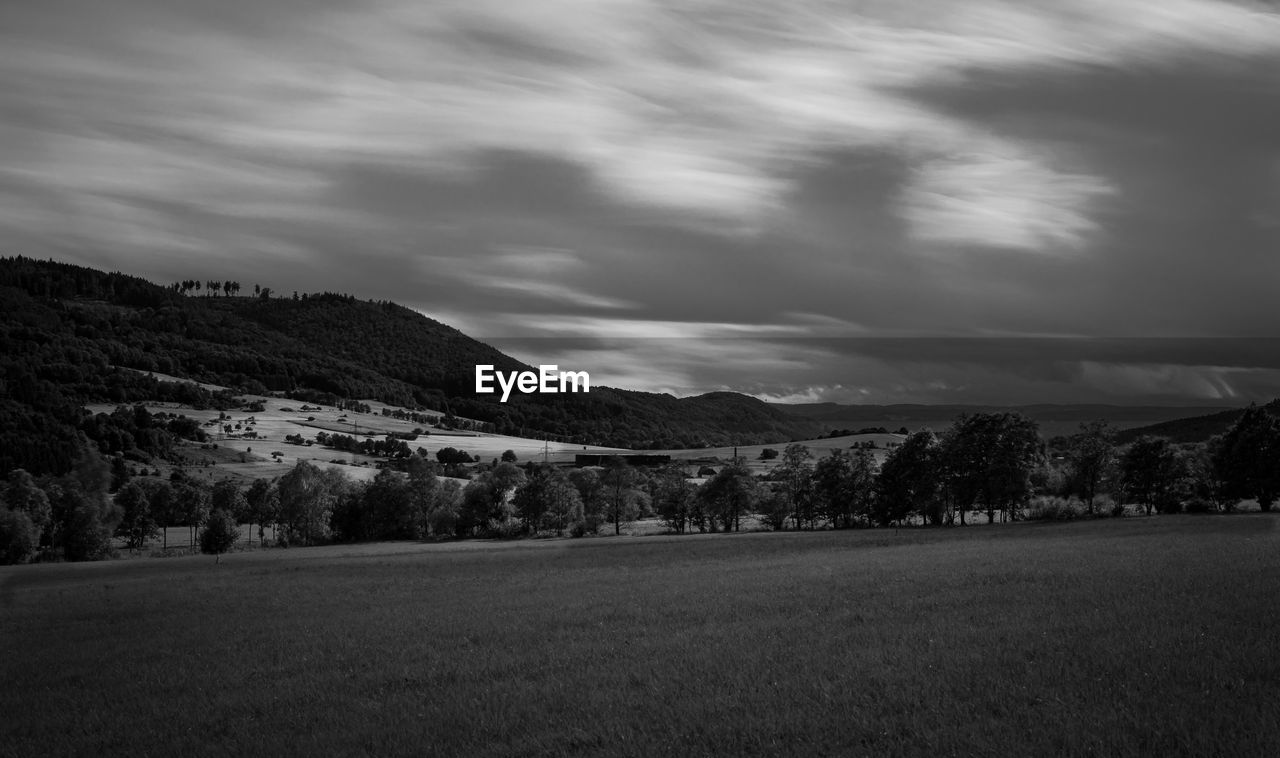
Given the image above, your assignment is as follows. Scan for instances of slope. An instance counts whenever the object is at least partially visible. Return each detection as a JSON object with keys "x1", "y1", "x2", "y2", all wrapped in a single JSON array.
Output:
[{"x1": 0, "y1": 256, "x2": 819, "y2": 475}]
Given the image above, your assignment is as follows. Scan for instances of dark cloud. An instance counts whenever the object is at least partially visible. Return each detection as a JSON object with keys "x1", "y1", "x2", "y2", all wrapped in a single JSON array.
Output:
[
  {"x1": 903, "y1": 52, "x2": 1280, "y2": 337},
  {"x1": 4, "y1": 0, "x2": 1280, "y2": 405}
]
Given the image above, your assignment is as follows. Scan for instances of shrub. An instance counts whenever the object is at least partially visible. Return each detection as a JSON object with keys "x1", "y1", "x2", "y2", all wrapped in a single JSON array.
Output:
[
  {"x1": 1026, "y1": 496, "x2": 1085, "y2": 522},
  {"x1": 486, "y1": 517, "x2": 525, "y2": 540},
  {"x1": 1089, "y1": 494, "x2": 1118, "y2": 518},
  {"x1": 0, "y1": 509, "x2": 40, "y2": 565},
  {"x1": 570, "y1": 513, "x2": 604, "y2": 537},
  {"x1": 63, "y1": 505, "x2": 114, "y2": 562},
  {"x1": 1184, "y1": 497, "x2": 1216, "y2": 514},
  {"x1": 199, "y1": 509, "x2": 240, "y2": 559}
]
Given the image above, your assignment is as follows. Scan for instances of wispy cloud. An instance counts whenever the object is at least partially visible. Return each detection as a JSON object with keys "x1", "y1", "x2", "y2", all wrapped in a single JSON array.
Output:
[{"x1": 4, "y1": 0, "x2": 1280, "y2": 403}]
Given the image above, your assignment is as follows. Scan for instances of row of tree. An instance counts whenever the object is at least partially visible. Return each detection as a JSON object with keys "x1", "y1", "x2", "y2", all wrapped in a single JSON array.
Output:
[
  {"x1": 175, "y1": 280, "x2": 243, "y2": 297},
  {"x1": 3, "y1": 406, "x2": 1277, "y2": 564}
]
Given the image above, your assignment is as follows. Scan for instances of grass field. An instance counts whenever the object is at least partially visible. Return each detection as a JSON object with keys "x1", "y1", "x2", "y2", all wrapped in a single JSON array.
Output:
[{"x1": 3, "y1": 516, "x2": 1279, "y2": 756}]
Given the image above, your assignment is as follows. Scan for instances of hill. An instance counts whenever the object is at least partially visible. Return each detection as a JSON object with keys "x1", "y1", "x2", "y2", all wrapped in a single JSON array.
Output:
[
  {"x1": 1113, "y1": 400, "x2": 1280, "y2": 445},
  {"x1": 784, "y1": 402, "x2": 1241, "y2": 440},
  {"x1": 0, "y1": 256, "x2": 819, "y2": 475}
]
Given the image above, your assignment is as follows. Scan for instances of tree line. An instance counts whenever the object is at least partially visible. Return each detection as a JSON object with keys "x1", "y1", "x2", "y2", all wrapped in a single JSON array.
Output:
[{"x1": 3, "y1": 404, "x2": 1276, "y2": 564}]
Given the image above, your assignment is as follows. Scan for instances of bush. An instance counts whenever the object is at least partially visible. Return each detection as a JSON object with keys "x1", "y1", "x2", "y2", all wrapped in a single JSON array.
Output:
[
  {"x1": 486, "y1": 517, "x2": 525, "y2": 539},
  {"x1": 0, "y1": 509, "x2": 40, "y2": 565},
  {"x1": 1089, "y1": 494, "x2": 1118, "y2": 518},
  {"x1": 1184, "y1": 497, "x2": 1216, "y2": 514},
  {"x1": 1026, "y1": 496, "x2": 1085, "y2": 522},
  {"x1": 569, "y1": 513, "x2": 604, "y2": 538},
  {"x1": 63, "y1": 505, "x2": 114, "y2": 562},
  {"x1": 199, "y1": 509, "x2": 240, "y2": 558}
]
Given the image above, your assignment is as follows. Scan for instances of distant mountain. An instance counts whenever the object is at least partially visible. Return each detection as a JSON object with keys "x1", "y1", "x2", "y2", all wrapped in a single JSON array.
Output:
[
  {"x1": 1113, "y1": 401, "x2": 1280, "y2": 445},
  {"x1": 0, "y1": 256, "x2": 819, "y2": 475},
  {"x1": 784, "y1": 402, "x2": 1243, "y2": 440}
]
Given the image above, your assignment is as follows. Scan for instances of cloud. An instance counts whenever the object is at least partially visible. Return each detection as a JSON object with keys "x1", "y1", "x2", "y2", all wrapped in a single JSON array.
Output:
[
  {"x1": 4, "y1": 0, "x2": 1280, "y2": 404},
  {"x1": 900, "y1": 150, "x2": 1115, "y2": 253}
]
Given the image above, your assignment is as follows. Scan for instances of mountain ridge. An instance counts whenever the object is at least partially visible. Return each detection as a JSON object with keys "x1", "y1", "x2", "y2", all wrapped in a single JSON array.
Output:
[{"x1": 0, "y1": 256, "x2": 820, "y2": 475}]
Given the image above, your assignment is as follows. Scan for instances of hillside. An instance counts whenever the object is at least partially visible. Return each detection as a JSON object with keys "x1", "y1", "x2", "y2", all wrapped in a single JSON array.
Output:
[
  {"x1": 785, "y1": 402, "x2": 1241, "y2": 440},
  {"x1": 1113, "y1": 401, "x2": 1280, "y2": 445},
  {"x1": 0, "y1": 256, "x2": 819, "y2": 475}
]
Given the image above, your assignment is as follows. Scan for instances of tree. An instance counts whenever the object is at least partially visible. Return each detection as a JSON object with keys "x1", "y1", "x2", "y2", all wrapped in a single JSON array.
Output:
[
  {"x1": 877, "y1": 430, "x2": 943, "y2": 525},
  {"x1": 362, "y1": 468, "x2": 415, "y2": 540},
  {"x1": 404, "y1": 454, "x2": 440, "y2": 538},
  {"x1": 278, "y1": 461, "x2": 346, "y2": 546},
  {"x1": 567, "y1": 468, "x2": 606, "y2": 534},
  {"x1": 1210, "y1": 404, "x2": 1280, "y2": 512},
  {"x1": 459, "y1": 462, "x2": 526, "y2": 536},
  {"x1": 1119, "y1": 436, "x2": 1187, "y2": 515},
  {"x1": 458, "y1": 479, "x2": 493, "y2": 536},
  {"x1": 243, "y1": 478, "x2": 278, "y2": 546},
  {"x1": 755, "y1": 487, "x2": 791, "y2": 531},
  {"x1": 109, "y1": 455, "x2": 131, "y2": 493},
  {"x1": 513, "y1": 465, "x2": 584, "y2": 535},
  {"x1": 139, "y1": 479, "x2": 177, "y2": 550},
  {"x1": 57, "y1": 487, "x2": 114, "y2": 561},
  {"x1": 815, "y1": 448, "x2": 877, "y2": 527},
  {"x1": 652, "y1": 464, "x2": 695, "y2": 534},
  {"x1": 200, "y1": 509, "x2": 240, "y2": 562},
  {"x1": 698, "y1": 462, "x2": 757, "y2": 532},
  {"x1": 940, "y1": 413, "x2": 1043, "y2": 524},
  {"x1": 2, "y1": 469, "x2": 52, "y2": 544},
  {"x1": 1066, "y1": 421, "x2": 1117, "y2": 515},
  {"x1": 436, "y1": 447, "x2": 473, "y2": 466},
  {"x1": 114, "y1": 480, "x2": 158, "y2": 550},
  {"x1": 501, "y1": 449, "x2": 518, "y2": 463},
  {"x1": 0, "y1": 508, "x2": 40, "y2": 564},
  {"x1": 426, "y1": 480, "x2": 461, "y2": 536},
  {"x1": 52, "y1": 441, "x2": 121, "y2": 560},
  {"x1": 172, "y1": 478, "x2": 210, "y2": 549},
  {"x1": 601, "y1": 459, "x2": 637, "y2": 535},
  {"x1": 774, "y1": 444, "x2": 814, "y2": 530},
  {"x1": 210, "y1": 480, "x2": 247, "y2": 530}
]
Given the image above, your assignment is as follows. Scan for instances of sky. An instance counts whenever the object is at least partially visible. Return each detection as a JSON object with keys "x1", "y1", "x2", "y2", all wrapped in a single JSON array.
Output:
[{"x1": 3, "y1": 0, "x2": 1280, "y2": 405}]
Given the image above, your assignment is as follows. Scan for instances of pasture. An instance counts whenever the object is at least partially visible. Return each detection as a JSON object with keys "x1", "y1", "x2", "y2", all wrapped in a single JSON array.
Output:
[
  {"x1": 3, "y1": 516, "x2": 1278, "y2": 756},
  {"x1": 90, "y1": 375, "x2": 903, "y2": 489}
]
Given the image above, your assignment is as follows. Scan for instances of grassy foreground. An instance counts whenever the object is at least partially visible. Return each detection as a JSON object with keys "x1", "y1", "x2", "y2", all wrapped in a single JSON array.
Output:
[{"x1": 3, "y1": 517, "x2": 1278, "y2": 757}]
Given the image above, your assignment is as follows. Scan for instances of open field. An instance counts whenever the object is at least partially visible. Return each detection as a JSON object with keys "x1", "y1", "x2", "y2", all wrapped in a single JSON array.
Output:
[
  {"x1": 87, "y1": 377, "x2": 630, "y2": 483},
  {"x1": 653, "y1": 432, "x2": 906, "y2": 475},
  {"x1": 4, "y1": 516, "x2": 1279, "y2": 756},
  {"x1": 90, "y1": 373, "x2": 896, "y2": 484}
]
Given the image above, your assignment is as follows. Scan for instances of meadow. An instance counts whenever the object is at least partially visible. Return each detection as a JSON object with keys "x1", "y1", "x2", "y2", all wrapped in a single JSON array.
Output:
[{"x1": 3, "y1": 516, "x2": 1278, "y2": 756}]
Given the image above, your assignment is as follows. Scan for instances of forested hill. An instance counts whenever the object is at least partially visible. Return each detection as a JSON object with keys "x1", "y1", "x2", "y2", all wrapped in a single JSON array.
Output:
[
  {"x1": 1114, "y1": 401, "x2": 1280, "y2": 445},
  {"x1": 0, "y1": 256, "x2": 818, "y2": 475}
]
